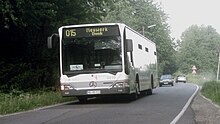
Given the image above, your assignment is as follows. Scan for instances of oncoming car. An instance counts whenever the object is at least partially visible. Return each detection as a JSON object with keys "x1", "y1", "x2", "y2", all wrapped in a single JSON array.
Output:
[
  {"x1": 159, "y1": 74, "x2": 174, "y2": 87},
  {"x1": 176, "y1": 75, "x2": 187, "y2": 83}
]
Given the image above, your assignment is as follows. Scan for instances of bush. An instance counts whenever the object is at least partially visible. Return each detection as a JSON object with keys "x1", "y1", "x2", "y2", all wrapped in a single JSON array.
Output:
[
  {"x1": 0, "y1": 60, "x2": 59, "y2": 92},
  {"x1": 201, "y1": 81, "x2": 220, "y2": 106},
  {"x1": 186, "y1": 72, "x2": 216, "y2": 86},
  {"x1": 0, "y1": 91, "x2": 73, "y2": 115}
]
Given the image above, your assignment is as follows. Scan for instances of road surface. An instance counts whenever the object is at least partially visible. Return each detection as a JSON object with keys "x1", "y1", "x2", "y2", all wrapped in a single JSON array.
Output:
[{"x1": 0, "y1": 83, "x2": 198, "y2": 124}]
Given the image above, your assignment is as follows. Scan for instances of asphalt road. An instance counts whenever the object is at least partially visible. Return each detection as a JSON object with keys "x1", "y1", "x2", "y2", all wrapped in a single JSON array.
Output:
[{"x1": 0, "y1": 83, "x2": 198, "y2": 124}]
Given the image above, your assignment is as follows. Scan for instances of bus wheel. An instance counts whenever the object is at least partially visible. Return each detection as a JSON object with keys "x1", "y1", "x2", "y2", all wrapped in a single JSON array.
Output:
[
  {"x1": 130, "y1": 88, "x2": 138, "y2": 101},
  {"x1": 131, "y1": 79, "x2": 140, "y2": 100},
  {"x1": 77, "y1": 96, "x2": 87, "y2": 103},
  {"x1": 147, "y1": 75, "x2": 153, "y2": 95}
]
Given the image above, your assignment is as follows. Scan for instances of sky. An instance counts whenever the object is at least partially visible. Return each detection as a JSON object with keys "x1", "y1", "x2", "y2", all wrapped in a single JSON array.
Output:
[{"x1": 154, "y1": 0, "x2": 220, "y2": 39}]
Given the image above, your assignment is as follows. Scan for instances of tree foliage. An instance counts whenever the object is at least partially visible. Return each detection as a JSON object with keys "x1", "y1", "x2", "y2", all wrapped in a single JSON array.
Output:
[
  {"x1": 0, "y1": 0, "x2": 111, "y2": 92},
  {"x1": 102, "y1": 0, "x2": 176, "y2": 75},
  {"x1": 177, "y1": 25, "x2": 220, "y2": 74},
  {"x1": 0, "y1": 0, "x2": 176, "y2": 92}
]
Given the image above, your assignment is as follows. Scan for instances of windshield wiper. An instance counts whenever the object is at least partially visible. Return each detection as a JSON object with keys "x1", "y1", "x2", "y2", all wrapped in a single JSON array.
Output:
[{"x1": 64, "y1": 69, "x2": 119, "y2": 76}]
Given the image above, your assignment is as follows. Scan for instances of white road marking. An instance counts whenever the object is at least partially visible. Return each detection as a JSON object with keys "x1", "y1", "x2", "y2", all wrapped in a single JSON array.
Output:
[
  {"x1": 170, "y1": 83, "x2": 199, "y2": 124},
  {"x1": 0, "y1": 101, "x2": 74, "y2": 118}
]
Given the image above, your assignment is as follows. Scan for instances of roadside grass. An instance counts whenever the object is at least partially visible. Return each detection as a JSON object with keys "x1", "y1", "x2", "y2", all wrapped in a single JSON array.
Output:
[
  {"x1": 201, "y1": 81, "x2": 220, "y2": 106},
  {"x1": 185, "y1": 73, "x2": 220, "y2": 106},
  {"x1": 186, "y1": 73, "x2": 214, "y2": 86},
  {"x1": 0, "y1": 91, "x2": 73, "y2": 115}
]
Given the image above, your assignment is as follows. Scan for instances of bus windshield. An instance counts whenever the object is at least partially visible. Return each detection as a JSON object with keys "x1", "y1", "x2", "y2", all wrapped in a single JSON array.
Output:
[{"x1": 62, "y1": 36, "x2": 122, "y2": 76}]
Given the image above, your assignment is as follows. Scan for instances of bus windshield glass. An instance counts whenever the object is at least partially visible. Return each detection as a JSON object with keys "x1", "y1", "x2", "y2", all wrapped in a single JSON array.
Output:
[{"x1": 62, "y1": 36, "x2": 122, "y2": 76}]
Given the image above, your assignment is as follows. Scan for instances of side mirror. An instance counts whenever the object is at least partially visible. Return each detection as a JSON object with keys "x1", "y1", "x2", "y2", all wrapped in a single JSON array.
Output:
[
  {"x1": 47, "y1": 37, "x2": 52, "y2": 49},
  {"x1": 47, "y1": 33, "x2": 59, "y2": 49},
  {"x1": 126, "y1": 39, "x2": 133, "y2": 52}
]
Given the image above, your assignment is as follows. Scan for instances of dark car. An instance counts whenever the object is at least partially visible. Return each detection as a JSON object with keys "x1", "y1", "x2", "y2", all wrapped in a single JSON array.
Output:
[
  {"x1": 159, "y1": 74, "x2": 174, "y2": 87},
  {"x1": 176, "y1": 75, "x2": 187, "y2": 83}
]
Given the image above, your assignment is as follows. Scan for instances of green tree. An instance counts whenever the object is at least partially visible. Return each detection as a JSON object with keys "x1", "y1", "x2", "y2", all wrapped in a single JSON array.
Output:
[
  {"x1": 177, "y1": 25, "x2": 220, "y2": 74},
  {"x1": 0, "y1": 0, "x2": 176, "y2": 92},
  {"x1": 102, "y1": 0, "x2": 177, "y2": 75},
  {"x1": 0, "y1": 0, "x2": 112, "y2": 92}
]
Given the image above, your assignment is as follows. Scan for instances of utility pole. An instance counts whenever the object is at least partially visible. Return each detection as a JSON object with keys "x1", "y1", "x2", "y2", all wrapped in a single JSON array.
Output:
[
  {"x1": 217, "y1": 45, "x2": 220, "y2": 81},
  {"x1": 142, "y1": 26, "x2": 145, "y2": 35},
  {"x1": 217, "y1": 52, "x2": 220, "y2": 81}
]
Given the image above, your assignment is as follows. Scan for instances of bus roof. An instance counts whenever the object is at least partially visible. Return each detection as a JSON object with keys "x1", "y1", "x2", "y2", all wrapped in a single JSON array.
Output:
[{"x1": 60, "y1": 23, "x2": 125, "y2": 28}]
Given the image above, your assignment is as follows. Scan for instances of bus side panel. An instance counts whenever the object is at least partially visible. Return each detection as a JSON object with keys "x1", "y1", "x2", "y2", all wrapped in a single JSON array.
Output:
[{"x1": 125, "y1": 28, "x2": 157, "y2": 91}]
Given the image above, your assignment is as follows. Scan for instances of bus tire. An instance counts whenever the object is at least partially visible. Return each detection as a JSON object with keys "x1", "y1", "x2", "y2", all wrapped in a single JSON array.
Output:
[
  {"x1": 147, "y1": 75, "x2": 153, "y2": 95},
  {"x1": 151, "y1": 74, "x2": 154, "y2": 89},
  {"x1": 130, "y1": 76, "x2": 140, "y2": 100},
  {"x1": 130, "y1": 88, "x2": 138, "y2": 101}
]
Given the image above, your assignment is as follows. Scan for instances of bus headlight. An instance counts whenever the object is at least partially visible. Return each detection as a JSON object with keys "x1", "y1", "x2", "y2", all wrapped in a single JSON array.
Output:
[
  {"x1": 61, "y1": 85, "x2": 74, "y2": 90},
  {"x1": 61, "y1": 85, "x2": 65, "y2": 90}
]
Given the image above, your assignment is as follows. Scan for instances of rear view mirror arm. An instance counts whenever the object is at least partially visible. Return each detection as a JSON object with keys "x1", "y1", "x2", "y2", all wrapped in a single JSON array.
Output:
[{"x1": 47, "y1": 33, "x2": 59, "y2": 48}]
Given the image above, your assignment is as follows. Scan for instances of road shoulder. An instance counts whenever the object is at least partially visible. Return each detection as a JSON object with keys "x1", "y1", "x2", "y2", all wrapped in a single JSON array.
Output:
[
  {"x1": 191, "y1": 93, "x2": 220, "y2": 124},
  {"x1": 0, "y1": 101, "x2": 74, "y2": 118}
]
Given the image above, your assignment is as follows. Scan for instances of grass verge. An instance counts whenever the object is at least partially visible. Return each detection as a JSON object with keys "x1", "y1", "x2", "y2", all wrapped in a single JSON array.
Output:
[
  {"x1": 184, "y1": 73, "x2": 220, "y2": 106},
  {"x1": 186, "y1": 73, "x2": 213, "y2": 86},
  {"x1": 0, "y1": 91, "x2": 73, "y2": 115},
  {"x1": 201, "y1": 81, "x2": 220, "y2": 106}
]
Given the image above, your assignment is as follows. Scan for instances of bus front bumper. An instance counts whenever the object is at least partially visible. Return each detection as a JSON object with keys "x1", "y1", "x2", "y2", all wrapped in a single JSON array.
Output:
[{"x1": 61, "y1": 87, "x2": 130, "y2": 97}]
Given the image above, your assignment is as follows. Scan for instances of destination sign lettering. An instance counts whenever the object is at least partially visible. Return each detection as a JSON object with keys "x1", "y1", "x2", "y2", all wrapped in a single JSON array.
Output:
[{"x1": 63, "y1": 25, "x2": 119, "y2": 38}]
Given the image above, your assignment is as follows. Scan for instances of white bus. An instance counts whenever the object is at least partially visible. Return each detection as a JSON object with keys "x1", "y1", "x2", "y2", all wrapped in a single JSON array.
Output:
[{"x1": 48, "y1": 23, "x2": 158, "y2": 102}]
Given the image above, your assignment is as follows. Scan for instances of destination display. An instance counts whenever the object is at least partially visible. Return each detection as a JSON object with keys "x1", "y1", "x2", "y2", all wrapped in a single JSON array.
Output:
[{"x1": 63, "y1": 25, "x2": 120, "y2": 38}]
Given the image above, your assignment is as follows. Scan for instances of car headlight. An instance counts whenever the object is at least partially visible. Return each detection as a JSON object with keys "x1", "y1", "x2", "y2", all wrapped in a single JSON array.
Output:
[{"x1": 160, "y1": 80, "x2": 163, "y2": 83}]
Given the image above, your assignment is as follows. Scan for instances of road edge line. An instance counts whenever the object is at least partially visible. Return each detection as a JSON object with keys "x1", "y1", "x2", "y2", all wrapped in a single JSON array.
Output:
[
  {"x1": 0, "y1": 101, "x2": 75, "y2": 118},
  {"x1": 170, "y1": 83, "x2": 199, "y2": 124}
]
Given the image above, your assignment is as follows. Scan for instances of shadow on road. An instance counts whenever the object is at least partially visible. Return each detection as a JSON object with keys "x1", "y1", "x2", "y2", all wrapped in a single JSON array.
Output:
[{"x1": 66, "y1": 92, "x2": 157, "y2": 105}]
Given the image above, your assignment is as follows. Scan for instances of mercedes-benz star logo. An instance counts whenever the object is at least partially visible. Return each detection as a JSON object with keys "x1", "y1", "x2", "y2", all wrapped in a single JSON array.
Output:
[{"x1": 89, "y1": 81, "x2": 97, "y2": 87}]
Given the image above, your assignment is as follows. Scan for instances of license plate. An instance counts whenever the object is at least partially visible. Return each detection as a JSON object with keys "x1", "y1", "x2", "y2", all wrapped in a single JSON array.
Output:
[
  {"x1": 164, "y1": 82, "x2": 168, "y2": 84},
  {"x1": 87, "y1": 90, "x2": 101, "y2": 94}
]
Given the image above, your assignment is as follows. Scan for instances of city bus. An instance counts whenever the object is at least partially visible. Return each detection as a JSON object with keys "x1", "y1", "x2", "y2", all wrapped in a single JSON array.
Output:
[{"x1": 47, "y1": 23, "x2": 158, "y2": 102}]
